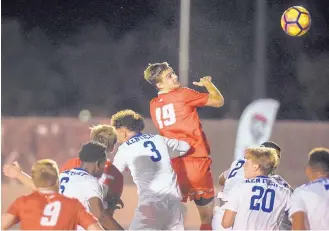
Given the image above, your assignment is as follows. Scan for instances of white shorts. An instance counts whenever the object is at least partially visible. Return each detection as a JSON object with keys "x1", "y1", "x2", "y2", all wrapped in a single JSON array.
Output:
[
  {"x1": 129, "y1": 199, "x2": 184, "y2": 230},
  {"x1": 212, "y1": 205, "x2": 232, "y2": 230}
]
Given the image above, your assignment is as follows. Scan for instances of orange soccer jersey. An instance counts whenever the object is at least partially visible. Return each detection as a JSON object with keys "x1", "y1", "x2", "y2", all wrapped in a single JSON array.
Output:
[
  {"x1": 7, "y1": 191, "x2": 97, "y2": 230},
  {"x1": 150, "y1": 87, "x2": 210, "y2": 158},
  {"x1": 150, "y1": 87, "x2": 214, "y2": 201}
]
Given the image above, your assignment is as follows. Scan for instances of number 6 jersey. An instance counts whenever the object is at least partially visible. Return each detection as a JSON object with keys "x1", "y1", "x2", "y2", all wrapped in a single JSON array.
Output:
[
  {"x1": 224, "y1": 176, "x2": 292, "y2": 230},
  {"x1": 113, "y1": 133, "x2": 190, "y2": 204},
  {"x1": 150, "y1": 87, "x2": 210, "y2": 158}
]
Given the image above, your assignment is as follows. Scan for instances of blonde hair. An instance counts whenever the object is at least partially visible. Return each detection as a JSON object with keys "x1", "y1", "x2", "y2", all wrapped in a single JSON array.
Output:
[
  {"x1": 31, "y1": 159, "x2": 59, "y2": 188},
  {"x1": 245, "y1": 147, "x2": 279, "y2": 175},
  {"x1": 308, "y1": 147, "x2": 329, "y2": 157},
  {"x1": 89, "y1": 124, "x2": 117, "y2": 151},
  {"x1": 144, "y1": 62, "x2": 170, "y2": 85}
]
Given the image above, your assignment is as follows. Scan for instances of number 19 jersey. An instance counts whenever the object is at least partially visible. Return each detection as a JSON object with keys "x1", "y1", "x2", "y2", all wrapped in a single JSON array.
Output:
[
  {"x1": 150, "y1": 87, "x2": 210, "y2": 158},
  {"x1": 225, "y1": 176, "x2": 292, "y2": 230}
]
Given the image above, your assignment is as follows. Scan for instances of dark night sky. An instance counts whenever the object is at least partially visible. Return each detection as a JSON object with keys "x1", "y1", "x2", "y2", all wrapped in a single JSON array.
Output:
[{"x1": 2, "y1": 0, "x2": 329, "y2": 120}]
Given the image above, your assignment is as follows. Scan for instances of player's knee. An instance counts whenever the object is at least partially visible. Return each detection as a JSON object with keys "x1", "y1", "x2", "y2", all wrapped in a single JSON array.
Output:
[{"x1": 194, "y1": 196, "x2": 214, "y2": 207}]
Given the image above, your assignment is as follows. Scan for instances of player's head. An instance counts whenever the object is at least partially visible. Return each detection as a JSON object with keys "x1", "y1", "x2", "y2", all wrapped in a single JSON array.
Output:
[
  {"x1": 144, "y1": 62, "x2": 180, "y2": 91},
  {"x1": 305, "y1": 147, "x2": 329, "y2": 181},
  {"x1": 90, "y1": 124, "x2": 117, "y2": 152},
  {"x1": 111, "y1": 109, "x2": 145, "y2": 144},
  {"x1": 244, "y1": 147, "x2": 279, "y2": 179},
  {"x1": 260, "y1": 141, "x2": 281, "y2": 170},
  {"x1": 31, "y1": 159, "x2": 60, "y2": 191},
  {"x1": 79, "y1": 141, "x2": 107, "y2": 178}
]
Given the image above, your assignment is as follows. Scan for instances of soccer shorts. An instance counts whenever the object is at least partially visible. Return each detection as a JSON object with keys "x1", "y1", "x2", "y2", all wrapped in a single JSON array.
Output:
[
  {"x1": 129, "y1": 200, "x2": 184, "y2": 230},
  {"x1": 171, "y1": 156, "x2": 214, "y2": 202}
]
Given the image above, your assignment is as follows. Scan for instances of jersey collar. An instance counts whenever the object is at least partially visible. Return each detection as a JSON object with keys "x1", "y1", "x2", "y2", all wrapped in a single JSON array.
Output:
[
  {"x1": 73, "y1": 168, "x2": 90, "y2": 174},
  {"x1": 256, "y1": 175, "x2": 269, "y2": 179}
]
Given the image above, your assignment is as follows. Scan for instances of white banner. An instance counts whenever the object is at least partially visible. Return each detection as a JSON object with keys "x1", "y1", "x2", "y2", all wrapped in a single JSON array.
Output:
[{"x1": 234, "y1": 99, "x2": 280, "y2": 160}]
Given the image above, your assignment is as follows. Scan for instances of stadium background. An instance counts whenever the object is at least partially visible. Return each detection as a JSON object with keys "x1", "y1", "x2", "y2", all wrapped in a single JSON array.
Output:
[{"x1": 2, "y1": 0, "x2": 329, "y2": 229}]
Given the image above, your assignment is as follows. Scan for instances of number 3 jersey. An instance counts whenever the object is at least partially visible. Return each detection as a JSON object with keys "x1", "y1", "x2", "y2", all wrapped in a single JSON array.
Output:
[
  {"x1": 150, "y1": 87, "x2": 210, "y2": 158},
  {"x1": 224, "y1": 176, "x2": 292, "y2": 230},
  {"x1": 113, "y1": 133, "x2": 190, "y2": 204}
]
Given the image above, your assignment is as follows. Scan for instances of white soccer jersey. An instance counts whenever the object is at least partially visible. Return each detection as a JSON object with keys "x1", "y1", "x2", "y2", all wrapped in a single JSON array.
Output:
[
  {"x1": 224, "y1": 176, "x2": 292, "y2": 230},
  {"x1": 220, "y1": 158, "x2": 246, "y2": 200},
  {"x1": 113, "y1": 133, "x2": 189, "y2": 230},
  {"x1": 113, "y1": 133, "x2": 189, "y2": 204},
  {"x1": 59, "y1": 168, "x2": 105, "y2": 212},
  {"x1": 288, "y1": 177, "x2": 329, "y2": 230}
]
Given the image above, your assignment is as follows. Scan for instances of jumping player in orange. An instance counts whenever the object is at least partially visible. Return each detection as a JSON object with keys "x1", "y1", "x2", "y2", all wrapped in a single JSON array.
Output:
[
  {"x1": 1, "y1": 159, "x2": 104, "y2": 230},
  {"x1": 144, "y1": 62, "x2": 224, "y2": 230}
]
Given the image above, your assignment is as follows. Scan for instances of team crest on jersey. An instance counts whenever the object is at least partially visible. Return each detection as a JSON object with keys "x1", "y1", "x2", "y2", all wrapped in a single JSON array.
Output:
[{"x1": 249, "y1": 114, "x2": 268, "y2": 143}]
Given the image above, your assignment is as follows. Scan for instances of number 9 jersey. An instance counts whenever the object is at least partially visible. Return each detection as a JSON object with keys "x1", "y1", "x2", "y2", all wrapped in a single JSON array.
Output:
[{"x1": 150, "y1": 87, "x2": 210, "y2": 158}]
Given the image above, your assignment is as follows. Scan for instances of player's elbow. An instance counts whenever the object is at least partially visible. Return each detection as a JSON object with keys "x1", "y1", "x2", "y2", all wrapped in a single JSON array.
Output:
[{"x1": 207, "y1": 95, "x2": 224, "y2": 108}]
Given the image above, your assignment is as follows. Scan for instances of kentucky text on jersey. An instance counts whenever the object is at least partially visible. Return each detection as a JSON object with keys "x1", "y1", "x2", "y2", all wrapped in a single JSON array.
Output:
[
  {"x1": 126, "y1": 133, "x2": 155, "y2": 145},
  {"x1": 62, "y1": 169, "x2": 89, "y2": 177},
  {"x1": 245, "y1": 177, "x2": 285, "y2": 188}
]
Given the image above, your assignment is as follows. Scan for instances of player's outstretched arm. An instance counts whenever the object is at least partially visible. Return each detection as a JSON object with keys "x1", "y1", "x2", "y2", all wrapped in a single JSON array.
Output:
[
  {"x1": 163, "y1": 137, "x2": 191, "y2": 158},
  {"x1": 3, "y1": 162, "x2": 36, "y2": 191},
  {"x1": 1, "y1": 213, "x2": 18, "y2": 230},
  {"x1": 193, "y1": 76, "x2": 224, "y2": 108}
]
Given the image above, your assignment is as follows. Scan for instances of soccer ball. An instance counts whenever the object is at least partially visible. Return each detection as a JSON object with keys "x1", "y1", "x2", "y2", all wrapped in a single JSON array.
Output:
[{"x1": 281, "y1": 6, "x2": 311, "y2": 37}]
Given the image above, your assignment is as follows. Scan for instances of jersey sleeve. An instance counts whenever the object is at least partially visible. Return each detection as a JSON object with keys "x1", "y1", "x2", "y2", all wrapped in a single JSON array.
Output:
[
  {"x1": 162, "y1": 136, "x2": 191, "y2": 158},
  {"x1": 75, "y1": 199, "x2": 99, "y2": 229},
  {"x1": 181, "y1": 88, "x2": 209, "y2": 107},
  {"x1": 224, "y1": 183, "x2": 244, "y2": 212},
  {"x1": 7, "y1": 197, "x2": 22, "y2": 218},
  {"x1": 113, "y1": 150, "x2": 127, "y2": 173},
  {"x1": 84, "y1": 179, "x2": 105, "y2": 200},
  {"x1": 288, "y1": 187, "x2": 306, "y2": 218}
]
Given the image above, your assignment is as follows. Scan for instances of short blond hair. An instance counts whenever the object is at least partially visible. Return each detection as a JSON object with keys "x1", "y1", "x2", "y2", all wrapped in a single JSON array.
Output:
[
  {"x1": 31, "y1": 159, "x2": 59, "y2": 188},
  {"x1": 245, "y1": 147, "x2": 279, "y2": 175},
  {"x1": 90, "y1": 124, "x2": 117, "y2": 151},
  {"x1": 144, "y1": 62, "x2": 170, "y2": 85}
]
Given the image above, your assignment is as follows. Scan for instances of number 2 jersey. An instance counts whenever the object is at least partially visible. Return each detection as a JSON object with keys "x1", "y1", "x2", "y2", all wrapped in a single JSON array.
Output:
[
  {"x1": 224, "y1": 176, "x2": 292, "y2": 230},
  {"x1": 288, "y1": 177, "x2": 329, "y2": 229},
  {"x1": 150, "y1": 87, "x2": 210, "y2": 158},
  {"x1": 113, "y1": 133, "x2": 190, "y2": 204},
  {"x1": 6, "y1": 191, "x2": 98, "y2": 230}
]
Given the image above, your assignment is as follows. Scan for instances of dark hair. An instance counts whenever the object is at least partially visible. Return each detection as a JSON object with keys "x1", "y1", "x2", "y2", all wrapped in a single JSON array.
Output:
[
  {"x1": 308, "y1": 148, "x2": 329, "y2": 173},
  {"x1": 79, "y1": 141, "x2": 106, "y2": 163},
  {"x1": 144, "y1": 62, "x2": 170, "y2": 86},
  {"x1": 261, "y1": 141, "x2": 281, "y2": 159},
  {"x1": 111, "y1": 109, "x2": 145, "y2": 133}
]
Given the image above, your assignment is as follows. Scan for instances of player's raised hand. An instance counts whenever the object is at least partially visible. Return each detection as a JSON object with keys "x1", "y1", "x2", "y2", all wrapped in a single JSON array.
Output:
[
  {"x1": 3, "y1": 161, "x2": 22, "y2": 179},
  {"x1": 192, "y1": 76, "x2": 212, "y2": 87}
]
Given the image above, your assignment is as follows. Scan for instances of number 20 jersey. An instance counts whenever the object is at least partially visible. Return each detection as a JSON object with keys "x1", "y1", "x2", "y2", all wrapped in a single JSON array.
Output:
[
  {"x1": 150, "y1": 87, "x2": 210, "y2": 158},
  {"x1": 225, "y1": 176, "x2": 292, "y2": 230}
]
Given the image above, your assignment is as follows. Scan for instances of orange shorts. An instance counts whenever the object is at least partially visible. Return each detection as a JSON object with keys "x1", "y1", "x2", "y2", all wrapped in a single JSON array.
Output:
[{"x1": 171, "y1": 156, "x2": 214, "y2": 202}]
